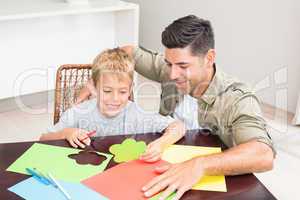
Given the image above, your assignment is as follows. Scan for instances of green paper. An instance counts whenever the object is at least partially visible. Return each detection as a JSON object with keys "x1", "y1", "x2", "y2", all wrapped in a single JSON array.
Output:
[
  {"x1": 109, "y1": 138, "x2": 146, "y2": 163},
  {"x1": 149, "y1": 192, "x2": 176, "y2": 200},
  {"x1": 6, "y1": 143, "x2": 113, "y2": 182}
]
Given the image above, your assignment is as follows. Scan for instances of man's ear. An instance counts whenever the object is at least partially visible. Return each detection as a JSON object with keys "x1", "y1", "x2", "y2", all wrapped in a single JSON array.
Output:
[{"x1": 204, "y1": 49, "x2": 216, "y2": 66}]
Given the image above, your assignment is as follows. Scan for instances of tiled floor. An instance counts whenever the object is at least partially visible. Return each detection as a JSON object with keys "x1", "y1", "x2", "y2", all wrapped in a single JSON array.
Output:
[{"x1": 0, "y1": 100, "x2": 299, "y2": 200}]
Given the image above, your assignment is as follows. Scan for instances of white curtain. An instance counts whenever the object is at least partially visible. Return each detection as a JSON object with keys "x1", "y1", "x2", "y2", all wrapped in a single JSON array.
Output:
[{"x1": 292, "y1": 94, "x2": 300, "y2": 125}]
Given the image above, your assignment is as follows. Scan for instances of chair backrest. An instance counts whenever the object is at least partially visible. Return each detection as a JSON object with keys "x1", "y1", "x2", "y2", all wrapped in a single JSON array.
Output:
[
  {"x1": 53, "y1": 64, "x2": 135, "y2": 124},
  {"x1": 54, "y1": 64, "x2": 92, "y2": 124}
]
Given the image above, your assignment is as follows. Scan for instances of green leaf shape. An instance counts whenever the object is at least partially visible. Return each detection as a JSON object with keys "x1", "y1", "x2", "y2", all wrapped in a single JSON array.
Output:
[{"x1": 109, "y1": 138, "x2": 146, "y2": 163}]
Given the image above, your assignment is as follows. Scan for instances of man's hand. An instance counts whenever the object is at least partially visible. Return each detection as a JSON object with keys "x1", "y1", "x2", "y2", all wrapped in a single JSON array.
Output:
[
  {"x1": 74, "y1": 79, "x2": 97, "y2": 105},
  {"x1": 142, "y1": 158, "x2": 204, "y2": 200},
  {"x1": 121, "y1": 45, "x2": 134, "y2": 57}
]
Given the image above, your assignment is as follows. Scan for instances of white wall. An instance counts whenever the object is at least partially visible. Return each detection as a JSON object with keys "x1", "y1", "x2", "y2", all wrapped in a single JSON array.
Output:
[{"x1": 125, "y1": 0, "x2": 300, "y2": 113}]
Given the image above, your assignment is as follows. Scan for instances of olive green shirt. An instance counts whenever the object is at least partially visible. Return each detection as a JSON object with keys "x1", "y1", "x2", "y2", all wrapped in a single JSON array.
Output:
[{"x1": 133, "y1": 46, "x2": 275, "y2": 154}]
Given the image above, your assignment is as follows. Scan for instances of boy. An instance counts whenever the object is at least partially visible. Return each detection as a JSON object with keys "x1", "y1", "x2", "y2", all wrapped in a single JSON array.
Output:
[{"x1": 40, "y1": 48, "x2": 185, "y2": 162}]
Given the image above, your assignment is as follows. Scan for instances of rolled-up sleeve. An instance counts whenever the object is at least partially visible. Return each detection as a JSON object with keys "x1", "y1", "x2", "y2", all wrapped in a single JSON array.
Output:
[
  {"x1": 228, "y1": 94, "x2": 276, "y2": 156},
  {"x1": 133, "y1": 46, "x2": 168, "y2": 82}
]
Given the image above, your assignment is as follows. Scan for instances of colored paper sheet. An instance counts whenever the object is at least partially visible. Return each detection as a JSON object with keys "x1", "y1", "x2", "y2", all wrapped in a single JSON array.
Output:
[
  {"x1": 162, "y1": 145, "x2": 227, "y2": 192},
  {"x1": 149, "y1": 192, "x2": 176, "y2": 200},
  {"x1": 82, "y1": 159, "x2": 169, "y2": 200},
  {"x1": 109, "y1": 138, "x2": 146, "y2": 163},
  {"x1": 6, "y1": 143, "x2": 113, "y2": 182},
  {"x1": 8, "y1": 177, "x2": 108, "y2": 200}
]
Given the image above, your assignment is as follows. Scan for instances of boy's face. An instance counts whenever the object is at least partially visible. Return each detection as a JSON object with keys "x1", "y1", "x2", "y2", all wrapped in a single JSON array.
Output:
[{"x1": 96, "y1": 73, "x2": 132, "y2": 118}]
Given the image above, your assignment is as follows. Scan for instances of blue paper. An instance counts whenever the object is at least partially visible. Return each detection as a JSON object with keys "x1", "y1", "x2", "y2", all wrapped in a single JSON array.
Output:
[{"x1": 8, "y1": 177, "x2": 108, "y2": 200}]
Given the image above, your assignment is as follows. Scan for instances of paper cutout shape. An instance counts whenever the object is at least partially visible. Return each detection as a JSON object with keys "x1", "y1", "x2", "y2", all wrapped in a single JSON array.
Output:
[
  {"x1": 8, "y1": 177, "x2": 108, "y2": 200},
  {"x1": 6, "y1": 143, "x2": 113, "y2": 182},
  {"x1": 68, "y1": 150, "x2": 107, "y2": 166},
  {"x1": 109, "y1": 138, "x2": 146, "y2": 163},
  {"x1": 162, "y1": 145, "x2": 227, "y2": 192},
  {"x1": 82, "y1": 159, "x2": 169, "y2": 200}
]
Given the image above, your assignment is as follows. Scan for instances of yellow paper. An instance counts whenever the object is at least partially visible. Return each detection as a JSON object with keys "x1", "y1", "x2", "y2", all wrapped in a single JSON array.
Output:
[{"x1": 162, "y1": 145, "x2": 227, "y2": 192}]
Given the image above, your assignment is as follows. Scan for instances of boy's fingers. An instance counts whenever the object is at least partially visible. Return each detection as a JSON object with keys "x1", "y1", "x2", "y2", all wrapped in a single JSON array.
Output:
[
  {"x1": 69, "y1": 140, "x2": 78, "y2": 148},
  {"x1": 140, "y1": 151, "x2": 157, "y2": 160},
  {"x1": 141, "y1": 152, "x2": 161, "y2": 162},
  {"x1": 145, "y1": 155, "x2": 161, "y2": 163},
  {"x1": 83, "y1": 138, "x2": 91, "y2": 146},
  {"x1": 74, "y1": 138, "x2": 85, "y2": 148},
  {"x1": 78, "y1": 133, "x2": 91, "y2": 146}
]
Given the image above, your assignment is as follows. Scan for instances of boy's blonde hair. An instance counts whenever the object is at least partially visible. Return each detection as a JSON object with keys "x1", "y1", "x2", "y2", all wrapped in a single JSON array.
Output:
[{"x1": 92, "y1": 48, "x2": 134, "y2": 86}]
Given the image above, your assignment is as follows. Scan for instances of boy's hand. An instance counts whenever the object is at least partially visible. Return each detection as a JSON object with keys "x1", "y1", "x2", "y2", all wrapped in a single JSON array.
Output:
[
  {"x1": 62, "y1": 128, "x2": 91, "y2": 148},
  {"x1": 140, "y1": 139, "x2": 166, "y2": 163}
]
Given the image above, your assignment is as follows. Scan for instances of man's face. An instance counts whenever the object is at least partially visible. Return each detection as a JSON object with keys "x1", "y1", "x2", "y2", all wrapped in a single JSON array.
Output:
[
  {"x1": 164, "y1": 46, "x2": 210, "y2": 94},
  {"x1": 96, "y1": 73, "x2": 132, "y2": 117}
]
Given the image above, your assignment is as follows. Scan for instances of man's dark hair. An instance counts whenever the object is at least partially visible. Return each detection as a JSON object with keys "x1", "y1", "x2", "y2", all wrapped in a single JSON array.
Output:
[{"x1": 162, "y1": 15, "x2": 214, "y2": 55}]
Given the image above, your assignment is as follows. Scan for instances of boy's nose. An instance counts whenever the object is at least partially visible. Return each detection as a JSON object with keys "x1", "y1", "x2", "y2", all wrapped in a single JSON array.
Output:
[{"x1": 112, "y1": 91, "x2": 119, "y2": 101}]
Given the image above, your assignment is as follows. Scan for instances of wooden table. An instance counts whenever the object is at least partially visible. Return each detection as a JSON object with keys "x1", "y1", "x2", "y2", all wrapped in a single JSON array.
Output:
[{"x1": 0, "y1": 130, "x2": 276, "y2": 200}]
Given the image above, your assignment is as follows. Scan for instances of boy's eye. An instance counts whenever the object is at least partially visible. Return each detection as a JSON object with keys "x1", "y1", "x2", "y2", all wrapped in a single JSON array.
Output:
[
  {"x1": 120, "y1": 90, "x2": 128, "y2": 94},
  {"x1": 103, "y1": 90, "x2": 112, "y2": 93}
]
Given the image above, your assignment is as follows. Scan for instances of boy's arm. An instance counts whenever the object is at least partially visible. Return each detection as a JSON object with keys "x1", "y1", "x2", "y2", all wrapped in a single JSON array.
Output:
[
  {"x1": 40, "y1": 130, "x2": 65, "y2": 141},
  {"x1": 40, "y1": 128, "x2": 91, "y2": 148},
  {"x1": 154, "y1": 120, "x2": 186, "y2": 149},
  {"x1": 75, "y1": 45, "x2": 167, "y2": 104},
  {"x1": 40, "y1": 107, "x2": 77, "y2": 141},
  {"x1": 140, "y1": 119, "x2": 186, "y2": 162}
]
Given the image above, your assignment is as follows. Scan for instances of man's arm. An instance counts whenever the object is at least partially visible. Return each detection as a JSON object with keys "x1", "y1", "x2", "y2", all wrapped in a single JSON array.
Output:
[
  {"x1": 75, "y1": 46, "x2": 167, "y2": 104},
  {"x1": 122, "y1": 45, "x2": 168, "y2": 83},
  {"x1": 142, "y1": 93, "x2": 275, "y2": 200},
  {"x1": 142, "y1": 140, "x2": 273, "y2": 200}
]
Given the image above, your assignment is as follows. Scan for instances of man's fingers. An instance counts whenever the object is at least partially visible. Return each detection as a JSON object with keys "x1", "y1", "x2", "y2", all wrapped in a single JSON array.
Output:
[
  {"x1": 158, "y1": 183, "x2": 179, "y2": 200},
  {"x1": 142, "y1": 172, "x2": 169, "y2": 192},
  {"x1": 144, "y1": 177, "x2": 175, "y2": 198},
  {"x1": 173, "y1": 186, "x2": 189, "y2": 200}
]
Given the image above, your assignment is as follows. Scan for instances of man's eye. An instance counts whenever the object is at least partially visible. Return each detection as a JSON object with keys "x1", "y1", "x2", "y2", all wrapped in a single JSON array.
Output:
[{"x1": 180, "y1": 65, "x2": 188, "y2": 69}]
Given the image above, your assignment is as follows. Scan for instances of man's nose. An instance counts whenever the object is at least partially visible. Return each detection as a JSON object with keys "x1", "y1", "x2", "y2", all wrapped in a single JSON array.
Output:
[{"x1": 169, "y1": 65, "x2": 180, "y2": 80}]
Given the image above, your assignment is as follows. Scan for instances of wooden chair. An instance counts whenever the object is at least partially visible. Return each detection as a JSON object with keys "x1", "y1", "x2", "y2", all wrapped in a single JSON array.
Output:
[
  {"x1": 54, "y1": 64, "x2": 92, "y2": 124},
  {"x1": 53, "y1": 64, "x2": 135, "y2": 124}
]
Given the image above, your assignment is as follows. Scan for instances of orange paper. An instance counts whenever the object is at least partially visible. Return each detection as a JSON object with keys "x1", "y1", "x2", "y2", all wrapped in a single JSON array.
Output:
[{"x1": 82, "y1": 159, "x2": 169, "y2": 200}]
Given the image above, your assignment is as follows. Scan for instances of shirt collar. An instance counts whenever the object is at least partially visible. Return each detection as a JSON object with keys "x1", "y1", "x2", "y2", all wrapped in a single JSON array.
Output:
[{"x1": 198, "y1": 64, "x2": 236, "y2": 105}]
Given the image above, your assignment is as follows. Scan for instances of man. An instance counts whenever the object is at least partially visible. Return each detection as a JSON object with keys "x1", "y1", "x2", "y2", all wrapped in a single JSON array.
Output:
[{"x1": 78, "y1": 15, "x2": 275, "y2": 200}]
